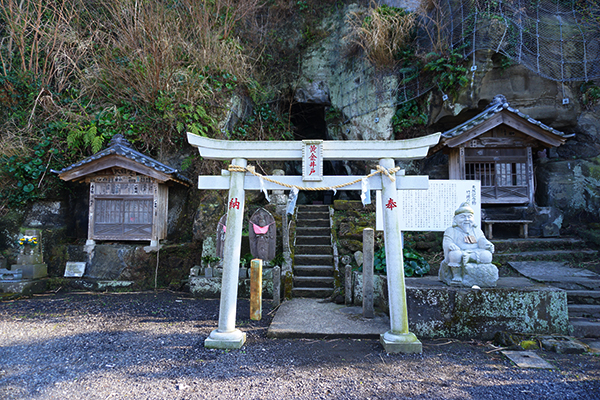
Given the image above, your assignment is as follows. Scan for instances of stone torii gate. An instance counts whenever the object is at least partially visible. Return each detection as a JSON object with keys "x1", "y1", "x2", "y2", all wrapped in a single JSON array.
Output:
[{"x1": 187, "y1": 132, "x2": 441, "y2": 353}]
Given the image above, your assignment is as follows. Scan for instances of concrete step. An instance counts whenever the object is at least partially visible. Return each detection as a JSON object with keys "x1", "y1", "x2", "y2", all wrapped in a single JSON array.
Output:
[
  {"x1": 295, "y1": 245, "x2": 332, "y2": 255},
  {"x1": 495, "y1": 249, "x2": 598, "y2": 263},
  {"x1": 568, "y1": 304, "x2": 600, "y2": 318},
  {"x1": 567, "y1": 290, "x2": 600, "y2": 305},
  {"x1": 492, "y1": 237, "x2": 587, "y2": 252},
  {"x1": 294, "y1": 265, "x2": 334, "y2": 277},
  {"x1": 296, "y1": 218, "x2": 330, "y2": 228},
  {"x1": 294, "y1": 254, "x2": 333, "y2": 266},
  {"x1": 297, "y1": 211, "x2": 330, "y2": 220},
  {"x1": 295, "y1": 236, "x2": 331, "y2": 246},
  {"x1": 293, "y1": 276, "x2": 334, "y2": 288},
  {"x1": 570, "y1": 317, "x2": 600, "y2": 338},
  {"x1": 297, "y1": 205, "x2": 329, "y2": 213},
  {"x1": 291, "y1": 287, "x2": 333, "y2": 298},
  {"x1": 296, "y1": 226, "x2": 330, "y2": 236}
]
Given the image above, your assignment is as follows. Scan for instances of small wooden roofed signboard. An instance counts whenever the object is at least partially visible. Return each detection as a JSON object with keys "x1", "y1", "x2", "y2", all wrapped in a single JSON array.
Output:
[
  {"x1": 431, "y1": 95, "x2": 574, "y2": 205},
  {"x1": 53, "y1": 134, "x2": 190, "y2": 247}
]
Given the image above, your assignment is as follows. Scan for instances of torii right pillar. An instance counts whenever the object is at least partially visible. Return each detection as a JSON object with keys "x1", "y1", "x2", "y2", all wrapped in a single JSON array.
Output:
[{"x1": 379, "y1": 158, "x2": 422, "y2": 354}]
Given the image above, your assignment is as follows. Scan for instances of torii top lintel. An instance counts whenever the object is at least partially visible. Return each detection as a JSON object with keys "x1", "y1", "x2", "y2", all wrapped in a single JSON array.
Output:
[{"x1": 187, "y1": 132, "x2": 441, "y2": 161}]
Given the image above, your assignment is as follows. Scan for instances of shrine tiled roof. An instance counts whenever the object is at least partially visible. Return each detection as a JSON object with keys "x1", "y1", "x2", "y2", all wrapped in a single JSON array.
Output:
[
  {"x1": 441, "y1": 94, "x2": 575, "y2": 140},
  {"x1": 52, "y1": 134, "x2": 190, "y2": 184}
]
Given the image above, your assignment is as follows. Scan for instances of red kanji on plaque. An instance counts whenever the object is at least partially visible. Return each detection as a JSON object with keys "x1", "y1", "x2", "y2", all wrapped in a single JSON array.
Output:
[
  {"x1": 385, "y1": 198, "x2": 397, "y2": 210},
  {"x1": 229, "y1": 198, "x2": 240, "y2": 209}
]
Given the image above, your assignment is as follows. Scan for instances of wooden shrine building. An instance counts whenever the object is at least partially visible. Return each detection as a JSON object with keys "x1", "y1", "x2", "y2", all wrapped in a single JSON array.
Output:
[
  {"x1": 432, "y1": 95, "x2": 573, "y2": 205},
  {"x1": 54, "y1": 134, "x2": 189, "y2": 248}
]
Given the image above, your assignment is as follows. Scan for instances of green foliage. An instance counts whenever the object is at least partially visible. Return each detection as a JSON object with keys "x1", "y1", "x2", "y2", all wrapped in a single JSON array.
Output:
[
  {"x1": 230, "y1": 104, "x2": 293, "y2": 140},
  {"x1": 423, "y1": 51, "x2": 469, "y2": 97},
  {"x1": 403, "y1": 248, "x2": 431, "y2": 277},
  {"x1": 66, "y1": 107, "x2": 140, "y2": 155},
  {"x1": 240, "y1": 253, "x2": 253, "y2": 268},
  {"x1": 581, "y1": 81, "x2": 600, "y2": 108},
  {"x1": 0, "y1": 137, "x2": 61, "y2": 206},
  {"x1": 392, "y1": 99, "x2": 428, "y2": 129},
  {"x1": 374, "y1": 246, "x2": 430, "y2": 277},
  {"x1": 297, "y1": 1, "x2": 309, "y2": 12}
]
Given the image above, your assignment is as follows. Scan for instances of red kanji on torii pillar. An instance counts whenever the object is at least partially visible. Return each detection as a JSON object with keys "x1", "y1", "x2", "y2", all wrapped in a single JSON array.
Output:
[{"x1": 187, "y1": 132, "x2": 441, "y2": 353}]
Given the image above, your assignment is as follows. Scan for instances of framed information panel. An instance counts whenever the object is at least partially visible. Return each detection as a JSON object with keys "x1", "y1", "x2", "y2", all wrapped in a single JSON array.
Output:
[{"x1": 376, "y1": 180, "x2": 481, "y2": 231}]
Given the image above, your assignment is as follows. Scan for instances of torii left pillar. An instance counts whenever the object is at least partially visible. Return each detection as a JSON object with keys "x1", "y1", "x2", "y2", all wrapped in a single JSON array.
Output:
[{"x1": 204, "y1": 158, "x2": 247, "y2": 349}]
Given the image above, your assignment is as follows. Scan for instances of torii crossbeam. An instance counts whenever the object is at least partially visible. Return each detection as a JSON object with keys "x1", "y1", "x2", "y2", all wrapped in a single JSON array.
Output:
[{"x1": 187, "y1": 132, "x2": 441, "y2": 353}]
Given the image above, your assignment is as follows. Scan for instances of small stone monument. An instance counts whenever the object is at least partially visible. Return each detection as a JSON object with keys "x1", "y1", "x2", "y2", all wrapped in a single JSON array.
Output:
[
  {"x1": 216, "y1": 214, "x2": 227, "y2": 261},
  {"x1": 248, "y1": 208, "x2": 276, "y2": 263},
  {"x1": 11, "y1": 229, "x2": 48, "y2": 280},
  {"x1": 439, "y1": 202, "x2": 498, "y2": 287}
]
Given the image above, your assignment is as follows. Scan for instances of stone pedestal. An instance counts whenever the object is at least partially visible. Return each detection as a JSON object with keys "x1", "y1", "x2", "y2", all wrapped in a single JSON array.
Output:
[
  {"x1": 12, "y1": 230, "x2": 48, "y2": 280},
  {"x1": 12, "y1": 264, "x2": 47, "y2": 280},
  {"x1": 439, "y1": 261, "x2": 499, "y2": 288},
  {"x1": 380, "y1": 331, "x2": 423, "y2": 354}
]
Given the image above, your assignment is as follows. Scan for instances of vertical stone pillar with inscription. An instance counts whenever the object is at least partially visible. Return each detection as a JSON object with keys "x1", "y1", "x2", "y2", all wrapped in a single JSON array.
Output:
[
  {"x1": 378, "y1": 158, "x2": 422, "y2": 354},
  {"x1": 204, "y1": 158, "x2": 247, "y2": 349}
]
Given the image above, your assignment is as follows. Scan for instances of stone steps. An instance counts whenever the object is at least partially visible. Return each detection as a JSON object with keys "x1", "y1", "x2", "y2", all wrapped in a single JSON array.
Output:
[
  {"x1": 295, "y1": 226, "x2": 331, "y2": 236},
  {"x1": 295, "y1": 236, "x2": 331, "y2": 246},
  {"x1": 293, "y1": 276, "x2": 334, "y2": 288},
  {"x1": 294, "y1": 254, "x2": 334, "y2": 265},
  {"x1": 568, "y1": 304, "x2": 600, "y2": 318},
  {"x1": 492, "y1": 237, "x2": 587, "y2": 252},
  {"x1": 294, "y1": 265, "x2": 334, "y2": 277},
  {"x1": 291, "y1": 287, "x2": 334, "y2": 298},
  {"x1": 567, "y1": 290, "x2": 600, "y2": 305},
  {"x1": 494, "y1": 249, "x2": 598, "y2": 264},
  {"x1": 293, "y1": 205, "x2": 334, "y2": 298},
  {"x1": 569, "y1": 318, "x2": 600, "y2": 338},
  {"x1": 295, "y1": 245, "x2": 332, "y2": 255}
]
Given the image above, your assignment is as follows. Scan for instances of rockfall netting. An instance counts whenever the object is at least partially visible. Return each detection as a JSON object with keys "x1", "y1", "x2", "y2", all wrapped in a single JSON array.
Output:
[{"x1": 338, "y1": 0, "x2": 600, "y2": 123}]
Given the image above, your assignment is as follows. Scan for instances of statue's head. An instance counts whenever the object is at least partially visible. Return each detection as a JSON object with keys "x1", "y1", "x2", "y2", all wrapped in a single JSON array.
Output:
[{"x1": 452, "y1": 202, "x2": 477, "y2": 229}]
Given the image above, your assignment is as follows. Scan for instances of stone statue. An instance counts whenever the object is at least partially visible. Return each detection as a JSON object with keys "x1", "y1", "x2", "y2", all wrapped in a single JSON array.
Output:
[
  {"x1": 439, "y1": 202, "x2": 498, "y2": 287},
  {"x1": 249, "y1": 208, "x2": 276, "y2": 263}
]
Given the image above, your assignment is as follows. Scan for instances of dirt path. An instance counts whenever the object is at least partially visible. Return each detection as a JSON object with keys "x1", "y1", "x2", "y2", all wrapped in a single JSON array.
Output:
[{"x1": 1, "y1": 291, "x2": 599, "y2": 399}]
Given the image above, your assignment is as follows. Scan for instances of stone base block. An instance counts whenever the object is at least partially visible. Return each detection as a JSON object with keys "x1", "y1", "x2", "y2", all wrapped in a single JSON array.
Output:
[
  {"x1": 406, "y1": 276, "x2": 571, "y2": 339},
  {"x1": 11, "y1": 263, "x2": 47, "y2": 280},
  {"x1": 380, "y1": 331, "x2": 422, "y2": 354},
  {"x1": 204, "y1": 329, "x2": 247, "y2": 350},
  {"x1": 439, "y1": 261, "x2": 498, "y2": 288},
  {"x1": 0, "y1": 279, "x2": 46, "y2": 295}
]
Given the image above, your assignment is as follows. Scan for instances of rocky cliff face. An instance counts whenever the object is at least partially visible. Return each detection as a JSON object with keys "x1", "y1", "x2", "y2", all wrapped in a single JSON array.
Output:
[{"x1": 288, "y1": 2, "x2": 600, "y2": 225}]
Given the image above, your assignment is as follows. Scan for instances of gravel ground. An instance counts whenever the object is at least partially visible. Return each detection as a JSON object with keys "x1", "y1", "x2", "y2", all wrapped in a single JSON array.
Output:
[{"x1": 1, "y1": 291, "x2": 599, "y2": 400}]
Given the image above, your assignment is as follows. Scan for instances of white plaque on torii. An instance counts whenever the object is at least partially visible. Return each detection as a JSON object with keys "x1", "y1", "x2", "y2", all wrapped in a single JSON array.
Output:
[{"x1": 187, "y1": 132, "x2": 441, "y2": 353}]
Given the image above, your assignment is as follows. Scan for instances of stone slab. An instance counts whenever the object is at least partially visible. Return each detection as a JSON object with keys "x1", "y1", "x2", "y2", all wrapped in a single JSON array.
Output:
[
  {"x1": 509, "y1": 261, "x2": 600, "y2": 282},
  {"x1": 64, "y1": 262, "x2": 86, "y2": 278},
  {"x1": 0, "y1": 279, "x2": 46, "y2": 295},
  {"x1": 580, "y1": 339, "x2": 600, "y2": 354},
  {"x1": 501, "y1": 351, "x2": 555, "y2": 369},
  {"x1": 267, "y1": 298, "x2": 390, "y2": 339},
  {"x1": 96, "y1": 281, "x2": 134, "y2": 290}
]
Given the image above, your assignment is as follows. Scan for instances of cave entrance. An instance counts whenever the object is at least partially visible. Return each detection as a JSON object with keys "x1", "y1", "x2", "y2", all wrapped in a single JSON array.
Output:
[{"x1": 289, "y1": 103, "x2": 347, "y2": 205}]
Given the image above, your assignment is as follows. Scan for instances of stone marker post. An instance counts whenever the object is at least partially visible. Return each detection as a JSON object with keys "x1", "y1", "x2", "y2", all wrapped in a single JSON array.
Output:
[
  {"x1": 379, "y1": 158, "x2": 422, "y2": 354},
  {"x1": 204, "y1": 158, "x2": 247, "y2": 349},
  {"x1": 272, "y1": 266, "x2": 281, "y2": 307},
  {"x1": 345, "y1": 264, "x2": 352, "y2": 306},
  {"x1": 362, "y1": 228, "x2": 375, "y2": 319},
  {"x1": 250, "y1": 259, "x2": 263, "y2": 320}
]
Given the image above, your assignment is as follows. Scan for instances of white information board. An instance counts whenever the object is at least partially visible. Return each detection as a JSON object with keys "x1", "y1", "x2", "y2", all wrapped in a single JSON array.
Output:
[{"x1": 376, "y1": 180, "x2": 481, "y2": 231}]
